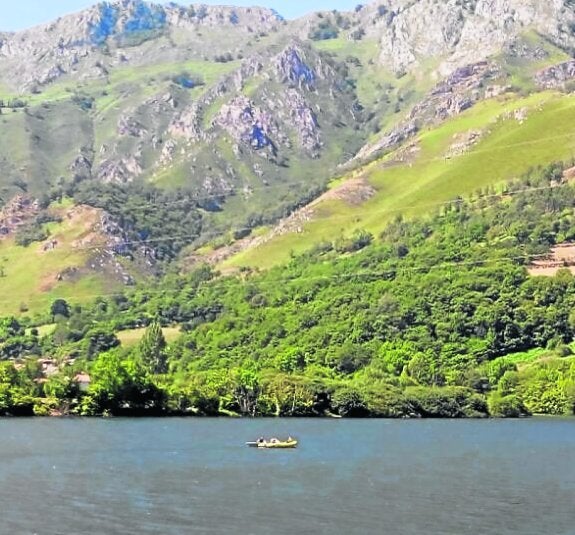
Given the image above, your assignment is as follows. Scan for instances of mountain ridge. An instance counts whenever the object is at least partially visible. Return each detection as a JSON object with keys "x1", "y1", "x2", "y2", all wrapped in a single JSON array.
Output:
[
  {"x1": 4, "y1": 0, "x2": 575, "y2": 92},
  {"x1": 1, "y1": 0, "x2": 575, "y2": 309}
]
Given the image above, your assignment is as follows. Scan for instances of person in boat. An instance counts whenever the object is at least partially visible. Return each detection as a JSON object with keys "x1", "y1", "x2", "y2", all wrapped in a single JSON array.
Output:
[
  {"x1": 257, "y1": 436, "x2": 265, "y2": 444},
  {"x1": 270, "y1": 437, "x2": 279, "y2": 443}
]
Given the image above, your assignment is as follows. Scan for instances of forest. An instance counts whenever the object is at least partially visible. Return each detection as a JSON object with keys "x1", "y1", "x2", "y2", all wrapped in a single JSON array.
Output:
[{"x1": 1, "y1": 163, "x2": 575, "y2": 418}]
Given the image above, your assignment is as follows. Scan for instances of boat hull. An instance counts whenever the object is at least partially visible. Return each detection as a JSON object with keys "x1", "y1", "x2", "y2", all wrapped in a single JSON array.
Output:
[
  {"x1": 245, "y1": 440, "x2": 298, "y2": 449},
  {"x1": 260, "y1": 440, "x2": 297, "y2": 449}
]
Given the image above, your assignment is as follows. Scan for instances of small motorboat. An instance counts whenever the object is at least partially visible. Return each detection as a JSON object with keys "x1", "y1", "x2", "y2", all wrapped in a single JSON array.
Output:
[{"x1": 246, "y1": 437, "x2": 298, "y2": 449}]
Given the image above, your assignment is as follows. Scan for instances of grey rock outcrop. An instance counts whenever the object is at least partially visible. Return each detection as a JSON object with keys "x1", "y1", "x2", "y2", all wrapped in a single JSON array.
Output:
[
  {"x1": 535, "y1": 60, "x2": 575, "y2": 90},
  {"x1": 169, "y1": 41, "x2": 344, "y2": 161},
  {"x1": 0, "y1": 0, "x2": 283, "y2": 92},
  {"x1": 355, "y1": 59, "x2": 499, "y2": 162},
  {"x1": 279, "y1": 89, "x2": 322, "y2": 155},
  {"x1": 354, "y1": 122, "x2": 418, "y2": 162},
  {"x1": 118, "y1": 115, "x2": 147, "y2": 137},
  {"x1": 70, "y1": 153, "x2": 93, "y2": 180},
  {"x1": 373, "y1": 0, "x2": 575, "y2": 76},
  {"x1": 97, "y1": 157, "x2": 142, "y2": 183},
  {"x1": 411, "y1": 61, "x2": 499, "y2": 121},
  {"x1": 215, "y1": 96, "x2": 279, "y2": 152}
]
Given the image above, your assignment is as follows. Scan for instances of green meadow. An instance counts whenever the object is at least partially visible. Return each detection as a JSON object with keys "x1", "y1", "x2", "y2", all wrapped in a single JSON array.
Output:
[
  {"x1": 0, "y1": 205, "x2": 122, "y2": 315},
  {"x1": 116, "y1": 326, "x2": 182, "y2": 347}
]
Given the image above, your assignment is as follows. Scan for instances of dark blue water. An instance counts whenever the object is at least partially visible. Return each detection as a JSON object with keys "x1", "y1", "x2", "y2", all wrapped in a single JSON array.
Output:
[{"x1": 1, "y1": 418, "x2": 574, "y2": 535}]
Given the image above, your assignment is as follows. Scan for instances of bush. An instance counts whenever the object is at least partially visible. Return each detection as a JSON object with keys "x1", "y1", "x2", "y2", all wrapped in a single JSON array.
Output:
[
  {"x1": 331, "y1": 387, "x2": 369, "y2": 417},
  {"x1": 364, "y1": 386, "x2": 414, "y2": 418},
  {"x1": 171, "y1": 72, "x2": 205, "y2": 89},
  {"x1": 71, "y1": 93, "x2": 95, "y2": 111},
  {"x1": 406, "y1": 387, "x2": 488, "y2": 418},
  {"x1": 309, "y1": 20, "x2": 339, "y2": 40},
  {"x1": 334, "y1": 229, "x2": 373, "y2": 253},
  {"x1": 488, "y1": 393, "x2": 529, "y2": 417},
  {"x1": 14, "y1": 224, "x2": 49, "y2": 247},
  {"x1": 329, "y1": 344, "x2": 371, "y2": 374},
  {"x1": 556, "y1": 344, "x2": 573, "y2": 357}
]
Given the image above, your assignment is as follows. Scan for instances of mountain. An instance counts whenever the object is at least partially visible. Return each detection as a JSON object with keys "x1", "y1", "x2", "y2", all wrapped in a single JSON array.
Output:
[
  {"x1": 2, "y1": 1, "x2": 575, "y2": 420},
  {"x1": 1, "y1": 0, "x2": 575, "y2": 309},
  {"x1": 0, "y1": 1, "x2": 366, "y2": 226}
]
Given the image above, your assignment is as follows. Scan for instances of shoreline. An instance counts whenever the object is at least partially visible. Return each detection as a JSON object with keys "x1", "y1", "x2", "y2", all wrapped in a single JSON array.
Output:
[{"x1": 2, "y1": 413, "x2": 572, "y2": 420}]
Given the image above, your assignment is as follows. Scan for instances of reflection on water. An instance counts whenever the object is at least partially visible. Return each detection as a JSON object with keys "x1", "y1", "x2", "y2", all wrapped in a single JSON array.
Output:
[{"x1": 0, "y1": 418, "x2": 574, "y2": 535}]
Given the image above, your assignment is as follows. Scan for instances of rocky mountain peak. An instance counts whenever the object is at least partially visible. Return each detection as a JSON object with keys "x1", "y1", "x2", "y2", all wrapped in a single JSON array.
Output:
[
  {"x1": 373, "y1": 0, "x2": 575, "y2": 75},
  {"x1": 0, "y1": 0, "x2": 284, "y2": 91},
  {"x1": 87, "y1": 0, "x2": 168, "y2": 46},
  {"x1": 86, "y1": 0, "x2": 283, "y2": 44}
]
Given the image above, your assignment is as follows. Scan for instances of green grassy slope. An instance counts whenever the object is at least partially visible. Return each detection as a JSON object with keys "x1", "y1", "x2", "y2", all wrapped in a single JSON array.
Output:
[
  {"x1": 116, "y1": 327, "x2": 182, "y2": 347},
  {"x1": 312, "y1": 37, "x2": 435, "y2": 138},
  {"x1": 225, "y1": 90, "x2": 575, "y2": 269},
  {"x1": 0, "y1": 204, "x2": 123, "y2": 316},
  {"x1": 0, "y1": 57, "x2": 241, "y2": 197}
]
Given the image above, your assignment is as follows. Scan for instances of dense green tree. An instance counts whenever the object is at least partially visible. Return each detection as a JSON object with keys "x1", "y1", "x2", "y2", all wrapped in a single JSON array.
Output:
[
  {"x1": 332, "y1": 387, "x2": 369, "y2": 417},
  {"x1": 488, "y1": 392, "x2": 528, "y2": 418},
  {"x1": 0, "y1": 362, "x2": 34, "y2": 416},
  {"x1": 83, "y1": 327, "x2": 120, "y2": 359},
  {"x1": 82, "y1": 350, "x2": 165, "y2": 415},
  {"x1": 43, "y1": 374, "x2": 80, "y2": 401},
  {"x1": 50, "y1": 299, "x2": 71, "y2": 320},
  {"x1": 138, "y1": 322, "x2": 168, "y2": 375}
]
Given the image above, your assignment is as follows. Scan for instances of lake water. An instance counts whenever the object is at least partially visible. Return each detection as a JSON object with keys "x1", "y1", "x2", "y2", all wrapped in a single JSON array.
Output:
[{"x1": 1, "y1": 418, "x2": 574, "y2": 535}]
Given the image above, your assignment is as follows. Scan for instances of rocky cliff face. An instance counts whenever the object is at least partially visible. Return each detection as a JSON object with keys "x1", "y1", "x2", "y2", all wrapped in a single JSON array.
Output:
[
  {"x1": 5, "y1": 0, "x2": 575, "y2": 93},
  {"x1": 1, "y1": 0, "x2": 575, "y2": 248},
  {"x1": 160, "y1": 41, "x2": 361, "y2": 200},
  {"x1": 171, "y1": 44, "x2": 345, "y2": 158},
  {"x1": 349, "y1": 0, "x2": 575, "y2": 76},
  {"x1": 354, "y1": 59, "x2": 503, "y2": 161},
  {"x1": 0, "y1": 0, "x2": 283, "y2": 91},
  {"x1": 536, "y1": 60, "x2": 575, "y2": 89}
]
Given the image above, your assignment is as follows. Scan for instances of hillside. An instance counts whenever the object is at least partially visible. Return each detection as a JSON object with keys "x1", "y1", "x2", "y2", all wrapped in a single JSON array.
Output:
[
  {"x1": 2, "y1": 0, "x2": 575, "y2": 418},
  {"x1": 2, "y1": 165, "x2": 575, "y2": 417},
  {"x1": 1, "y1": 0, "x2": 575, "y2": 309},
  {"x1": 224, "y1": 89, "x2": 575, "y2": 268}
]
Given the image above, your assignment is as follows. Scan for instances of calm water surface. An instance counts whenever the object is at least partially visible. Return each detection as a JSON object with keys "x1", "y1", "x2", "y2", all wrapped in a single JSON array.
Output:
[{"x1": 1, "y1": 418, "x2": 574, "y2": 534}]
